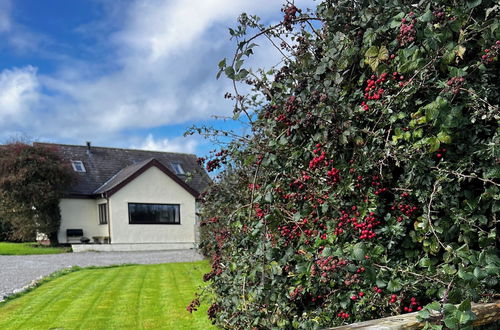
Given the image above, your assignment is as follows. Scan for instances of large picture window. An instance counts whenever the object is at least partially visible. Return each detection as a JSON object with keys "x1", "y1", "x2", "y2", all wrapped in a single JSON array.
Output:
[{"x1": 128, "y1": 203, "x2": 180, "y2": 224}]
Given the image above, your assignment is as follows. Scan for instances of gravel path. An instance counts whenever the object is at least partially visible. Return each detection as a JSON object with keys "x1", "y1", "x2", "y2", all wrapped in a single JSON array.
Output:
[{"x1": 0, "y1": 249, "x2": 204, "y2": 300}]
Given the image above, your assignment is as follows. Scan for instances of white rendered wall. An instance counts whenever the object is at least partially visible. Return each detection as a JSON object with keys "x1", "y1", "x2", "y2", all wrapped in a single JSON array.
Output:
[
  {"x1": 108, "y1": 166, "x2": 196, "y2": 244},
  {"x1": 58, "y1": 198, "x2": 108, "y2": 243}
]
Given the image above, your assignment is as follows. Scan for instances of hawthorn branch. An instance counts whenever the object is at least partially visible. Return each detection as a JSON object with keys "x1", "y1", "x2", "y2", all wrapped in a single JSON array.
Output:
[
  {"x1": 426, "y1": 179, "x2": 447, "y2": 251},
  {"x1": 374, "y1": 264, "x2": 448, "y2": 286},
  {"x1": 432, "y1": 167, "x2": 499, "y2": 187}
]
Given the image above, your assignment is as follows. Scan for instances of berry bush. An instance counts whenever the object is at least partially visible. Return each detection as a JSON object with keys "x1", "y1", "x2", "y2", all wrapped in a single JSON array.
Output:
[{"x1": 194, "y1": 0, "x2": 499, "y2": 328}]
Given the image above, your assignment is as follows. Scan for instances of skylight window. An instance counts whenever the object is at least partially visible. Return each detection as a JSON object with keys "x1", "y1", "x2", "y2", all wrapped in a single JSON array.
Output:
[
  {"x1": 171, "y1": 163, "x2": 185, "y2": 175},
  {"x1": 71, "y1": 161, "x2": 86, "y2": 172}
]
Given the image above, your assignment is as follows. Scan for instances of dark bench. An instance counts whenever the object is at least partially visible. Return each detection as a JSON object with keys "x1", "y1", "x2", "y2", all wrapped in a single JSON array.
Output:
[{"x1": 66, "y1": 229, "x2": 84, "y2": 243}]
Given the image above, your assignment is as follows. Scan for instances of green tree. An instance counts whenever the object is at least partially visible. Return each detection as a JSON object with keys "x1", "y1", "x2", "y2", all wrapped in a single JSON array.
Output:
[
  {"x1": 194, "y1": 0, "x2": 499, "y2": 328},
  {"x1": 0, "y1": 143, "x2": 73, "y2": 243}
]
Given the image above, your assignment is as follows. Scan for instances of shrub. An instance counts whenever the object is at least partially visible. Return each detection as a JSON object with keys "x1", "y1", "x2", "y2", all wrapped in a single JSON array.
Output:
[
  {"x1": 0, "y1": 143, "x2": 73, "y2": 243},
  {"x1": 196, "y1": 0, "x2": 499, "y2": 328}
]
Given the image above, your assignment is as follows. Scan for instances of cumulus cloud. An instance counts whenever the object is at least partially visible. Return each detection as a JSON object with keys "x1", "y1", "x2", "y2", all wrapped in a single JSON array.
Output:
[
  {"x1": 131, "y1": 133, "x2": 199, "y2": 153},
  {"x1": 0, "y1": 66, "x2": 39, "y2": 120},
  {"x1": 0, "y1": 0, "x2": 318, "y2": 151}
]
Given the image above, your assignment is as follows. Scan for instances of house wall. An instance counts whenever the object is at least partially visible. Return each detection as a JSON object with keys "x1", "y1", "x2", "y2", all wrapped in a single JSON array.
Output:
[
  {"x1": 108, "y1": 166, "x2": 196, "y2": 246},
  {"x1": 58, "y1": 198, "x2": 108, "y2": 243}
]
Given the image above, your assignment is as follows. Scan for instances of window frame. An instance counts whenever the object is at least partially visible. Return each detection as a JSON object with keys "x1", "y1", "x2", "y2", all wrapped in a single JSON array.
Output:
[
  {"x1": 128, "y1": 203, "x2": 181, "y2": 225},
  {"x1": 171, "y1": 163, "x2": 185, "y2": 175},
  {"x1": 71, "y1": 160, "x2": 86, "y2": 172},
  {"x1": 98, "y1": 203, "x2": 108, "y2": 225}
]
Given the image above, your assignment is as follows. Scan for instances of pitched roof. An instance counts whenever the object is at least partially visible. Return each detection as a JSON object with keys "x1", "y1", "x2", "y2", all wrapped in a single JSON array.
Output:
[{"x1": 34, "y1": 142, "x2": 211, "y2": 198}]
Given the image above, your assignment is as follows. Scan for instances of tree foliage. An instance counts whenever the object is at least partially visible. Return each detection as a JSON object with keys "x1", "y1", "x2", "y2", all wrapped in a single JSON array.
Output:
[
  {"x1": 195, "y1": 0, "x2": 499, "y2": 328},
  {"x1": 0, "y1": 143, "x2": 73, "y2": 243}
]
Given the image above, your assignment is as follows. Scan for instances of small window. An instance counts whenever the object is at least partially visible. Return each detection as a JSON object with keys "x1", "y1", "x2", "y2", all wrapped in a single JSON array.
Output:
[
  {"x1": 72, "y1": 161, "x2": 86, "y2": 172},
  {"x1": 171, "y1": 163, "x2": 185, "y2": 175},
  {"x1": 128, "y1": 203, "x2": 180, "y2": 224},
  {"x1": 98, "y1": 203, "x2": 108, "y2": 225}
]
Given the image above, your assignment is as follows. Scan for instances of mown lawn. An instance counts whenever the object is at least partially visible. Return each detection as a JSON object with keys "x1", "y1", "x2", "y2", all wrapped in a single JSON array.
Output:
[
  {"x1": 0, "y1": 242, "x2": 70, "y2": 255},
  {"x1": 0, "y1": 261, "x2": 214, "y2": 330}
]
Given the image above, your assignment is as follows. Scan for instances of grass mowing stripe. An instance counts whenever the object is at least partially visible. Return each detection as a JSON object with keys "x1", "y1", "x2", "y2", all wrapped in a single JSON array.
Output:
[
  {"x1": 20, "y1": 269, "x2": 107, "y2": 329},
  {"x1": 100, "y1": 265, "x2": 147, "y2": 329},
  {"x1": 2, "y1": 270, "x2": 91, "y2": 329},
  {"x1": 0, "y1": 261, "x2": 214, "y2": 329},
  {"x1": 135, "y1": 263, "x2": 148, "y2": 328},
  {"x1": 77, "y1": 266, "x2": 140, "y2": 329},
  {"x1": 71, "y1": 267, "x2": 123, "y2": 330}
]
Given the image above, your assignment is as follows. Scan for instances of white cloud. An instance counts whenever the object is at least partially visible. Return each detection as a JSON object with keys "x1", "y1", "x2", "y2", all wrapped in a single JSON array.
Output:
[
  {"x1": 0, "y1": 66, "x2": 39, "y2": 120},
  {"x1": 131, "y1": 133, "x2": 199, "y2": 153},
  {"x1": 0, "y1": 0, "x2": 318, "y2": 152}
]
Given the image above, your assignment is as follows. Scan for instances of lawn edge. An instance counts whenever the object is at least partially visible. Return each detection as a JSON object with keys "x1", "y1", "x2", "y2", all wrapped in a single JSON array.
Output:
[{"x1": 0, "y1": 263, "x2": 139, "y2": 305}]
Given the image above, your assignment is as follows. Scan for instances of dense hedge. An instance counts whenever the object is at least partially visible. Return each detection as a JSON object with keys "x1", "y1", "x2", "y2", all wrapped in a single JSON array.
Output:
[
  {"x1": 0, "y1": 143, "x2": 73, "y2": 243},
  {"x1": 194, "y1": 1, "x2": 499, "y2": 328}
]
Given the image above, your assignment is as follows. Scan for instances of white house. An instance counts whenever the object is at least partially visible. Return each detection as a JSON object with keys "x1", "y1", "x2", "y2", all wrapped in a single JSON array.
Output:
[{"x1": 34, "y1": 142, "x2": 211, "y2": 252}]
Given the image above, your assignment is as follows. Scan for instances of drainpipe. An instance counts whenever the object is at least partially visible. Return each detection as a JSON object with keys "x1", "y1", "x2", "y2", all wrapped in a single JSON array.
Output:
[{"x1": 104, "y1": 193, "x2": 111, "y2": 244}]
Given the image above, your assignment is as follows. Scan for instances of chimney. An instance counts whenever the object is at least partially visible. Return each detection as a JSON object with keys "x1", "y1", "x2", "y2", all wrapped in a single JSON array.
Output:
[{"x1": 86, "y1": 141, "x2": 91, "y2": 154}]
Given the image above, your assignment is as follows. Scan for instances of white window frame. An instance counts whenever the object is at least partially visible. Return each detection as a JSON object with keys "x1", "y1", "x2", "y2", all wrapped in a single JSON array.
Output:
[
  {"x1": 71, "y1": 161, "x2": 86, "y2": 172},
  {"x1": 171, "y1": 163, "x2": 185, "y2": 175}
]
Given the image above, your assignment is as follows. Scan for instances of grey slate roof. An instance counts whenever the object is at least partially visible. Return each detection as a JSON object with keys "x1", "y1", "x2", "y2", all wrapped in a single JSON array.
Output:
[{"x1": 34, "y1": 142, "x2": 211, "y2": 197}]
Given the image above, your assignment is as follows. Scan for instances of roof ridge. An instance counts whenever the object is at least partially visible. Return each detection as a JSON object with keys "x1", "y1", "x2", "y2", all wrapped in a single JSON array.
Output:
[{"x1": 34, "y1": 142, "x2": 197, "y2": 157}]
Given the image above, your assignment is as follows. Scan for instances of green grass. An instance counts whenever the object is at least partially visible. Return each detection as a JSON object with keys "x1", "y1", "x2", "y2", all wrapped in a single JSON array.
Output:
[
  {"x1": 0, "y1": 261, "x2": 215, "y2": 330},
  {"x1": 0, "y1": 242, "x2": 70, "y2": 255}
]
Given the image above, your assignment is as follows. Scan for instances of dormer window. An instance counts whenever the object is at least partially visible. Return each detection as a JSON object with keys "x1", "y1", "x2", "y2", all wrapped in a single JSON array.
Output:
[
  {"x1": 171, "y1": 163, "x2": 184, "y2": 175},
  {"x1": 72, "y1": 161, "x2": 86, "y2": 172}
]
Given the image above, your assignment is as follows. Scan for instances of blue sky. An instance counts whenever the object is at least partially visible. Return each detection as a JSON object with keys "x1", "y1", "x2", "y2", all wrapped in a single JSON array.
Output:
[{"x1": 0, "y1": 0, "x2": 316, "y2": 157}]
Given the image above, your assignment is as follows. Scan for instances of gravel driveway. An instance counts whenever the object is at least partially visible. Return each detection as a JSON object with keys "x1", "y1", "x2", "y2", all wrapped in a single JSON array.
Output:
[{"x1": 0, "y1": 249, "x2": 204, "y2": 300}]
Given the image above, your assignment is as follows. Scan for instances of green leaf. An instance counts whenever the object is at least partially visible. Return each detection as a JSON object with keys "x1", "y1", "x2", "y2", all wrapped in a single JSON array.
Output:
[
  {"x1": 224, "y1": 66, "x2": 235, "y2": 79},
  {"x1": 437, "y1": 131, "x2": 452, "y2": 144},
  {"x1": 467, "y1": 0, "x2": 482, "y2": 9},
  {"x1": 458, "y1": 299, "x2": 471, "y2": 312},
  {"x1": 387, "y1": 279, "x2": 402, "y2": 292},
  {"x1": 473, "y1": 267, "x2": 487, "y2": 280},
  {"x1": 427, "y1": 301, "x2": 442, "y2": 311},
  {"x1": 218, "y1": 58, "x2": 227, "y2": 69},
  {"x1": 428, "y1": 137, "x2": 441, "y2": 152},
  {"x1": 444, "y1": 316, "x2": 459, "y2": 329},
  {"x1": 351, "y1": 242, "x2": 365, "y2": 260},
  {"x1": 419, "y1": 257, "x2": 431, "y2": 267}
]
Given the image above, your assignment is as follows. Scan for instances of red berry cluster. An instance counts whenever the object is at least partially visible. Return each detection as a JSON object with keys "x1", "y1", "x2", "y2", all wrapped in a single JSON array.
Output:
[
  {"x1": 433, "y1": 9, "x2": 446, "y2": 22},
  {"x1": 186, "y1": 298, "x2": 200, "y2": 313},
  {"x1": 337, "y1": 311, "x2": 350, "y2": 319},
  {"x1": 334, "y1": 208, "x2": 381, "y2": 240},
  {"x1": 389, "y1": 294, "x2": 398, "y2": 304},
  {"x1": 373, "y1": 286, "x2": 383, "y2": 294},
  {"x1": 254, "y1": 203, "x2": 265, "y2": 218},
  {"x1": 357, "y1": 212, "x2": 380, "y2": 240},
  {"x1": 445, "y1": 76, "x2": 465, "y2": 95},
  {"x1": 200, "y1": 216, "x2": 218, "y2": 227},
  {"x1": 289, "y1": 286, "x2": 303, "y2": 300},
  {"x1": 309, "y1": 144, "x2": 329, "y2": 169},
  {"x1": 326, "y1": 167, "x2": 341, "y2": 185},
  {"x1": 435, "y1": 147, "x2": 447, "y2": 160},
  {"x1": 403, "y1": 297, "x2": 422, "y2": 312},
  {"x1": 360, "y1": 73, "x2": 388, "y2": 111},
  {"x1": 248, "y1": 183, "x2": 261, "y2": 191},
  {"x1": 481, "y1": 41, "x2": 500, "y2": 64},
  {"x1": 398, "y1": 13, "x2": 417, "y2": 46},
  {"x1": 391, "y1": 192, "x2": 419, "y2": 221},
  {"x1": 314, "y1": 256, "x2": 348, "y2": 277},
  {"x1": 206, "y1": 158, "x2": 221, "y2": 172},
  {"x1": 283, "y1": 5, "x2": 298, "y2": 31}
]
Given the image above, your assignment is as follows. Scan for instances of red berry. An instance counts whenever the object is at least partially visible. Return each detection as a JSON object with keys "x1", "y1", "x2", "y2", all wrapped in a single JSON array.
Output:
[{"x1": 359, "y1": 292, "x2": 365, "y2": 297}]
